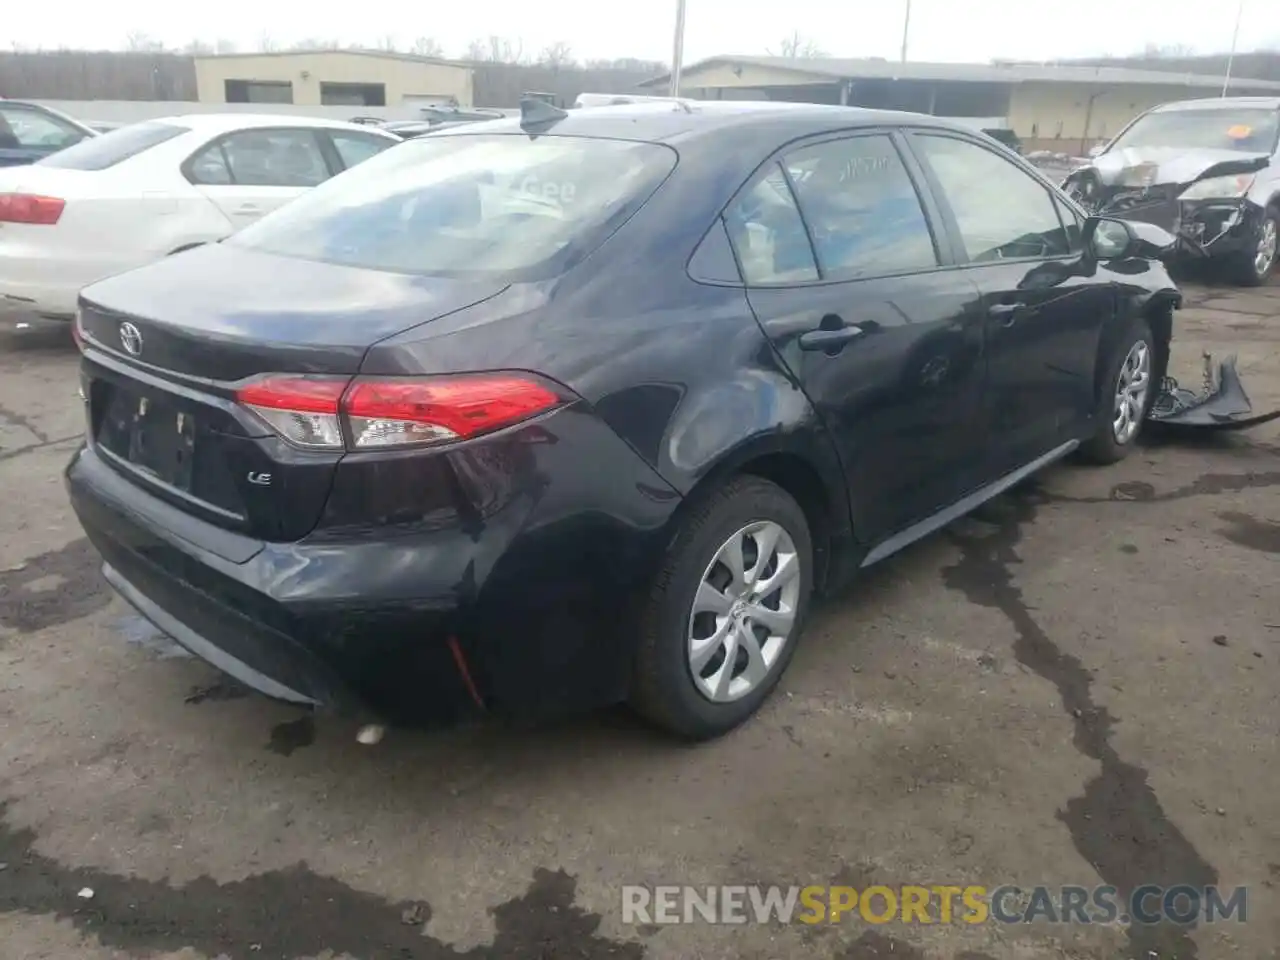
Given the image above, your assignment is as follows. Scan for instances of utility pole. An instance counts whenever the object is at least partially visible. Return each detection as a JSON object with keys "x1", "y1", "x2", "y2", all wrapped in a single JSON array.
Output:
[
  {"x1": 669, "y1": 0, "x2": 688, "y2": 97},
  {"x1": 900, "y1": 0, "x2": 912, "y2": 63},
  {"x1": 1222, "y1": 0, "x2": 1245, "y2": 96}
]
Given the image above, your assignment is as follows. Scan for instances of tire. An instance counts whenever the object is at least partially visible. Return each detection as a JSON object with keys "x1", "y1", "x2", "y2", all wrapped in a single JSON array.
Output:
[
  {"x1": 1224, "y1": 207, "x2": 1278, "y2": 287},
  {"x1": 630, "y1": 475, "x2": 813, "y2": 740},
  {"x1": 1077, "y1": 317, "x2": 1155, "y2": 465}
]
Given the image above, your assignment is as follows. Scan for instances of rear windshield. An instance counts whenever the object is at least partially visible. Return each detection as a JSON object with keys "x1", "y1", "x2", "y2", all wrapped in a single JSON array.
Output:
[
  {"x1": 39, "y1": 121, "x2": 188, "y2": 170},
  {"x1": 1108, "y1": 107, "x2": 1280, "y2": 154},
  {"x1": 228, "y1": 133, "x2": 678, "y2": 279}
]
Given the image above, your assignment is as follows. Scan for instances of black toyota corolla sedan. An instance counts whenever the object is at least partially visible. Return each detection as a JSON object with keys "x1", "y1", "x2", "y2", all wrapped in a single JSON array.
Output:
[{"x1": 66, "y1": 99, "x2": 1181, "y2": 740}]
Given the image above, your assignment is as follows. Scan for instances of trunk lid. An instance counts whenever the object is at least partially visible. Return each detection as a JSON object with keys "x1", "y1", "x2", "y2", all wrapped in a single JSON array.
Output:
[
  {"x1": 78, "y1": 243, "x2": 510, "y2": 543},
  {"x1": 78, "y1": 243, "x2": 510, "y2": 379}
]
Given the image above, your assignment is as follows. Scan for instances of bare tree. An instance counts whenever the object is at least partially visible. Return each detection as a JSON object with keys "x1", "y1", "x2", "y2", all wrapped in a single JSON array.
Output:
[
  {"x1": 411, "y1": 37, "x2": 444, "y2": 58},
  {"x1": 768, "y1": 32, "x2": 826, "y2": 58},
  {"x1": 1140, "y1": 42, "x2": 1196, "y2": 58},
  {"x1": 377, "y1": 34, "x2": 398, "y2": 52},
  {"x1": 214, "y1": 38, "x2": 238, "y2": 54},
  {"x1": 182, "y1": 39, "x2": 214, "y2": 55},
  {"x1": 293, "y1": 38, "x2": 339, "y2": 51},
  {"x1": 538, "y1": 41, "x2": 575, "y2": 68},
  {"x1": 125, "y1": 31, "x2": 166, "y2": 52},
  {"x1": 465, "y1": 35, "x2": 524, "y2": 63},
  {"x1": 257, "y1": 32, "x2": 278, "y2": 53}
]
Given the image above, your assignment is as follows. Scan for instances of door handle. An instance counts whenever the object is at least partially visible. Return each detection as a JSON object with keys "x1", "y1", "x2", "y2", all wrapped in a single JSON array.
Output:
[
  {"x1": 235, "y1": 203, "x2": 262, "y2": 213},
  {"x1": 987, "y1": 302, "x2": 1026, "y2": 326},
  {"x1": 799, "y1": 323, "x2": 866, "y2": 352}
]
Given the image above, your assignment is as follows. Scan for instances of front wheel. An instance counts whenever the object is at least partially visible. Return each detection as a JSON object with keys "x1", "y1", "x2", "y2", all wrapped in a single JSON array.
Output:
[
  {"x1": 1225, "y1": 207, "x2": 1278, "y2": 287},
  {"x1": 1078, "y1": 319, "x2": 1154, "y2": 465},
  {"x1": 630, "y1": 475, "x2": 813, "y2": 740}
]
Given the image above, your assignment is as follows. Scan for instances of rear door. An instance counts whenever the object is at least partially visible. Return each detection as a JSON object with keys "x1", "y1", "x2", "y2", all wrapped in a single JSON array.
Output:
[
  {"x1": 729, "y1": 130, "x2": 990, "y2": 543},
  {"x1": 183, "y1": 127, "x2": 334, "y2": 227},
  {"x1": 905, "y1": 131, "x2": 1114, "y2": 473}
]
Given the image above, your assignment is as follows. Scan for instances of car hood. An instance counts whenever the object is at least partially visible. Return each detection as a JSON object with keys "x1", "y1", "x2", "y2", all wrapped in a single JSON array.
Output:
[{"x1": 1082, "y1": 146, "x2": 1270, "y2": 187}]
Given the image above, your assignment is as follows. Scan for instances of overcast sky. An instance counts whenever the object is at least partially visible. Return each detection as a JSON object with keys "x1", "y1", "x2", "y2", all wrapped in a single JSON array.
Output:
[{"x1": 7, "y1": 0, "x2": 1279, "y2": 66}]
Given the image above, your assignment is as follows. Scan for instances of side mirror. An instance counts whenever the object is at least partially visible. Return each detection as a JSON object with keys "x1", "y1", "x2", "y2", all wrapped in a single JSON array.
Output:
[
  {"x1": 1084, "y1": 217, "x2": 1136, "y2": 260},
  {"x1": 1084, "y1": 216, "x2": 1178, "y2": 262}
]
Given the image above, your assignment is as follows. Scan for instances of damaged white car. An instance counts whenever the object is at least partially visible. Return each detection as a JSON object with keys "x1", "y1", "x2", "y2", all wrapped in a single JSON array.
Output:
[{"x1": 1063, "y1": 96, "x2": 1279, "y2": 287}]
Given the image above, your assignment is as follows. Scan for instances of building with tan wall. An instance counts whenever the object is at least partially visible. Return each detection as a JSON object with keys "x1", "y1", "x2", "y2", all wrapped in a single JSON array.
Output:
[
  {"x1": 194, "y1": 51, "x2": 475, "y2": 109},
  {"x1": 639, "y1": 56, "x2": 1280, "y2": 152}
]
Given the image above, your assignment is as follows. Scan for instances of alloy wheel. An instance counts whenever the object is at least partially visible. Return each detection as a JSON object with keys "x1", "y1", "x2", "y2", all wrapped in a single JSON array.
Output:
[
  {"x1": 1112, "y1": 340, "x2": 1151, "y2": 445},
  {"x1": 687, "y1": 520, "x2": 801, "y2": 703},
  {"x1": 1255, "y1": 217, "x2": 1278, "y2": 279}
]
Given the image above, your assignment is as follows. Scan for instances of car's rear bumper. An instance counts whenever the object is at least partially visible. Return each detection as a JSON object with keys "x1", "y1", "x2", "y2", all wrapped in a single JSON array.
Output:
[
  {"x1": 0, "y1": 244, "x2": 139, "y2": 319},
  {"x1": 1, "y1": 277, "x2": 81, "y2": 319},
  {"x1": 67, "y1": 443, "x2": 476, "y2": 723},
  {"x1": 65, "y1": 404, "x2": 683, "y2": 726}
]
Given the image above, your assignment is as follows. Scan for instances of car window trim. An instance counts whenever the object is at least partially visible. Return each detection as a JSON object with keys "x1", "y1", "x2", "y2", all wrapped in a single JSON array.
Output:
[
  {"x1": 902, "y1": 128, "x2": 1082, "y2": 269},
  {"x1": 181, "y1": 126, "x2": 335, "y2": 188},
  {"x1": 700, "y1": 125, "x2": 964, "y2": 291}
]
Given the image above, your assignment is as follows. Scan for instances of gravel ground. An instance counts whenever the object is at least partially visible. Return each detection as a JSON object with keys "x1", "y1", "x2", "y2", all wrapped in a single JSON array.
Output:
[{"x1": 0, "y1": 277, "x2": 1277, "y2": 960}]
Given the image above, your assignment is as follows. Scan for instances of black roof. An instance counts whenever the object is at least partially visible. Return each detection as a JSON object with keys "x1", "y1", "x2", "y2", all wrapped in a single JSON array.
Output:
[{"x1": 427, "y1": 100, "x2": 975, "y2": 145}]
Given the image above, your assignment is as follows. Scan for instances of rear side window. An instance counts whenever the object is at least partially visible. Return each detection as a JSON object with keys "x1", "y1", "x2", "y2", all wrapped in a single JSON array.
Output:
[
  {"x1": 724, "y1": 165, "x2": 818, "y2": 284},
  {"x1": 39, "y1": 121, "x2": 187, "y2": 170},
  {"x1": 0, "y1": 105, "x2": 87, "y2": 150},
  {"x1": 188, "y1": 129, "x2": 331, "y2": 187},
  {"x1": 229, "y1": 133, "x2": 677, "y2": 279},
  {"x1": 782, "y1": 135, "x2": 939, "y2": 279}
]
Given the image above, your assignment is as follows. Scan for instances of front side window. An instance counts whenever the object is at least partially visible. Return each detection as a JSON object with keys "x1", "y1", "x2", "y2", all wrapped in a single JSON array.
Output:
[
  {"x1": 782, "y1": 134, "x2": 939, "y2": 279},
  {"x1": 330, "y1": 131, "x2": 396, "y2": 169},
  {"x1": 1052, "y1": 194, "x2": 1084, "y2": 253},
  {"x1": 915, "y1": 134, "x2": 1071, "y2": 262},
  {"x1": 724, "y1": 165, "x2": 818, "y2": 285},
  {"x1": 229, "y1": 133, "x2": 677, "y2": 279}
]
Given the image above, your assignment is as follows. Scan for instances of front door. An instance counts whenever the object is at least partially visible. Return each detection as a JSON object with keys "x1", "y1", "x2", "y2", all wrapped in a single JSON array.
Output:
[
  {"x1": 726, "y1": 131, "x2": 989, "y2": 543},
  {"x1": 185, "y1": 127, "x2": 334, "y2": 228},
  {"x1": 906, "y1": 132, "x2": 1117, "y2": 472}
]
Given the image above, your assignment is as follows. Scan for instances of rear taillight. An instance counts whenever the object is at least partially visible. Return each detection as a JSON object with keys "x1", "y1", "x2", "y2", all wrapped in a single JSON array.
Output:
[
  {"x1": 235, "y1": 373, "x2": 566, "y2": 451},
  {"x1": 0, "y1": 193, "x2": 65, "y2": 225},
  {"x1": 236, "y1": 377, "x2": 348, "y2": 449}
]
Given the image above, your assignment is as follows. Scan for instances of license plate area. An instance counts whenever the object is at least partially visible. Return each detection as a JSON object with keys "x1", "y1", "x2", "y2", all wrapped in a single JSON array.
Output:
[{"x1": 99, "y1": 388, "x2": 197, "y2": 490}]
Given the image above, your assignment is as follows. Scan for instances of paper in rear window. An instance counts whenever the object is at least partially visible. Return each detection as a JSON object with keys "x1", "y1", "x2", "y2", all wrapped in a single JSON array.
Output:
[{"x1": 39, "y1": 121, "x2": 188, "y2": 171}]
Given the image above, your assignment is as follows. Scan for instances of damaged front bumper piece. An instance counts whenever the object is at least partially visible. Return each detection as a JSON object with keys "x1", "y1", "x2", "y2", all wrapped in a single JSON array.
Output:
[{"x1": 1148, "y1": 353, "x2": 1280, "y2": 431}]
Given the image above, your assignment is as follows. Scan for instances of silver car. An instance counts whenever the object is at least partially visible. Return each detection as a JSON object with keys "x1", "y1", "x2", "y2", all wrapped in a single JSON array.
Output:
[{"x1": 1063, "y1": 96, "x2": 1280, "y2": 286}]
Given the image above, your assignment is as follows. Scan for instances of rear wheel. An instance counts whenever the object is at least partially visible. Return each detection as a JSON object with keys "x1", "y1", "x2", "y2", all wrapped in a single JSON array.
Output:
[
  {"x1": 1078, "y1": 318, "x2": 1154, "y2": 465},
  {"x1": 1225, "y1": 207, "x2": 1278, "y2": 287},
  {"x1": 630, "y1": 476, "x2": 812, "y2": 740}
]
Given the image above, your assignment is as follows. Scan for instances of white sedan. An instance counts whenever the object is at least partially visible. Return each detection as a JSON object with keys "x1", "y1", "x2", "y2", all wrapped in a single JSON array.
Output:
[{"x1": 0, "y1": 113, "x2": 401, "y2": 320}]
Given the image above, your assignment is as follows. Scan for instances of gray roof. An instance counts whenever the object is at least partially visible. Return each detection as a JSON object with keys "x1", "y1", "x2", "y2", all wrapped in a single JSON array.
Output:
[
  {"x1": 194, "y1": 49, "x2": 473, "y2": 70},
  {"x1": 641, "y1": 55, "x2": 1280, "y2": 92}
]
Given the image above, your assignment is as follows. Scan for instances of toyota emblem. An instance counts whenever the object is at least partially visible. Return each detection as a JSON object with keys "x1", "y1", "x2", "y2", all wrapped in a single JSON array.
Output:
[{"x1": 119, "y1": 322, "x2": 143, "y2": 357}]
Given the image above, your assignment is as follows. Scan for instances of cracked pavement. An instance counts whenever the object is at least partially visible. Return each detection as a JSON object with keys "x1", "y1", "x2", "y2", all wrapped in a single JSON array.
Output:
[{"x1": 0, "y1": 277, "x2": 1278, "y2": 960}]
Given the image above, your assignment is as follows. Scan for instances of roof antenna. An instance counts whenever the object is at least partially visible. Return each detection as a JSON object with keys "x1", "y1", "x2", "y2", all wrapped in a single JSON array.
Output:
[{"x1": 519, "y1": 94, "x2": 568, "y2": 130}]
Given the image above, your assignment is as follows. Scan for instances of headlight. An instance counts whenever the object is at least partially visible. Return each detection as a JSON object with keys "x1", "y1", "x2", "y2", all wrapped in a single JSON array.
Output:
[{"x1": 1179, "y1": 173, "x2": 1255, "y2": 201}]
